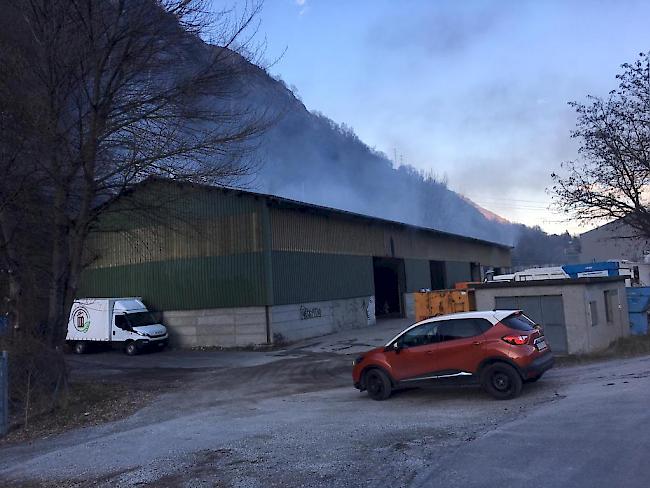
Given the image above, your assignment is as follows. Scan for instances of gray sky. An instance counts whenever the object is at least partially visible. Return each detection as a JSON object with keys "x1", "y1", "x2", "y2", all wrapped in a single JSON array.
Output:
[{"x1": 228, "y1": 0, "x2": 650, "y2": 234}]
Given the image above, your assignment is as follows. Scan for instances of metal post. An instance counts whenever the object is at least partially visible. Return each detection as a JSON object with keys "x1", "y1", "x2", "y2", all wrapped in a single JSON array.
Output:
[
  {"x1": 260, "y1": 201, "x2": 274, "y2": 344},
  {"x1": 0, "y1": 351, "x2": 8, "y2": 437}
]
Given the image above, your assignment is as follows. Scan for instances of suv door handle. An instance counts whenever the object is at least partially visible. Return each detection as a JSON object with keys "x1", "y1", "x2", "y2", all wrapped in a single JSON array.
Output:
[{"x1": 473, "y1": 341, "x2": 483, "y2": 346}]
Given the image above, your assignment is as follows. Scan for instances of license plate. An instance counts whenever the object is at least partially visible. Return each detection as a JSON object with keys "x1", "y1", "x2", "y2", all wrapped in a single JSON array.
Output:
[{"x1": 534, "y1": 338, "x2": 547, "y2": 351}]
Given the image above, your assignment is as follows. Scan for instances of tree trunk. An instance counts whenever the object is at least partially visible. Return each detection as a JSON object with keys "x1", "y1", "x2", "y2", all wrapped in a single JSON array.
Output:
[
  {"x1": 47, "y1": 187, "x2": 70, "y2": 348},
  {"x1": 0, "y1": 210, "x2": 22, "y2": 333}
]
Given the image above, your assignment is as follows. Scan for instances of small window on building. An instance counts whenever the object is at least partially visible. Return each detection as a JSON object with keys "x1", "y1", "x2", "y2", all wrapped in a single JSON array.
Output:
[
  {"x1": 590, "y1": 301, "x2": 598, "y2": 326},
  {"x1": 604, "y1": 290, "x2": 619, "y2": 324}
]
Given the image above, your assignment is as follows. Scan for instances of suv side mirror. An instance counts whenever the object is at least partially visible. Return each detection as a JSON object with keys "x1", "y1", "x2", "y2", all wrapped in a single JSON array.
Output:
[{"x1": 385, "y1": 341, "x2": 402, "y2": 354}]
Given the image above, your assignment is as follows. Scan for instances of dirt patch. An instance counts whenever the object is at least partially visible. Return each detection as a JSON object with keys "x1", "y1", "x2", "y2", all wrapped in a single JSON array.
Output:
[
  {"x1": 0, "y1": 380, "x2": 156, "y2": 447},
  {"x1": 145, "y1": 449, "x2": 233, "y2": 488}
]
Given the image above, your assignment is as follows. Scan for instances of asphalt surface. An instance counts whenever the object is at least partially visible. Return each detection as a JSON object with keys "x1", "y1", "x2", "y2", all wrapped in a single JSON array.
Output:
[
  {"x1": 1, "y1": 319, "x2": 649, "y2": 487},
  {"x1": 413, "y1": 357, "x2": 650, "y2": 488}
]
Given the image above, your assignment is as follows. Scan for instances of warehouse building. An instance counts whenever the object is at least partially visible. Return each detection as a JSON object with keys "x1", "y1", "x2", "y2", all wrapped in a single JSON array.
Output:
[
  {"x1": 579, "y1": 218, "x2": 650, "y2": 263},
  {"x1": 80, "y1": 180, "x2": 511, "y2": 347}
]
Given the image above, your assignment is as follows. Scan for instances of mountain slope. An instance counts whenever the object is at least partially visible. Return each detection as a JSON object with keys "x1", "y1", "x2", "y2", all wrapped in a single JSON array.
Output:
[{"x1": 238, "y1": 68, "x2": 517, "y2": 245}]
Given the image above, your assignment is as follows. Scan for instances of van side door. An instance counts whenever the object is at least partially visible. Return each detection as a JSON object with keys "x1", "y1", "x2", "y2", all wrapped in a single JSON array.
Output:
[{"x1": 112, "y1": 314, "x2": 133, "y2": 342}]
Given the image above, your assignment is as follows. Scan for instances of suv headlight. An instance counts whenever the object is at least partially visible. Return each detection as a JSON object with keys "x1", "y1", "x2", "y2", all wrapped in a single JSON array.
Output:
[{"x1": 352, "y1": 355, "x2": 365, "y2": 366}]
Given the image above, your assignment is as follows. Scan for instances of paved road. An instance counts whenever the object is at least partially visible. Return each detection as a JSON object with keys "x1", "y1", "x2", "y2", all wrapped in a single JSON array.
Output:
[
  {"x1": 67, "y1": 318, "x2": 411, "y2": 372},
  {"x1": 1, "y1": 319, "x2": 649, "y2": 487},
  {"x1": 413, "y1": 357, "x2": 650, "y2": 488}
]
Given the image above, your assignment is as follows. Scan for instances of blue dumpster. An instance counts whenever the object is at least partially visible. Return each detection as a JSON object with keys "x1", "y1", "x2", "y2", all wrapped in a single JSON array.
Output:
[{"x1": 626, "y1": 287, "x2": 650, "y2": 335}]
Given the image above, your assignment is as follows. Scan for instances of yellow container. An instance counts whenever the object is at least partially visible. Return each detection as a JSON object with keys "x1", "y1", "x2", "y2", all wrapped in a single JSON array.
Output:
[{"x1": 414, "y1": 289, "x2": 476, "y2": 322}]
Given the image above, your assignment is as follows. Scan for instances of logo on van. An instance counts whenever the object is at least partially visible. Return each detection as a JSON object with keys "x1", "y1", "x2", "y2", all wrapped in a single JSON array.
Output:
[{"x1": 73, "y1": 307, "x2": 91, "y2": 333}]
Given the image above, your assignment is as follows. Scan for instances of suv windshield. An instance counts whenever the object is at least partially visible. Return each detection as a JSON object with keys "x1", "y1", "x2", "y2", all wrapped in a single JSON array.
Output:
[
  {"x1": 126, "y1": 311, "x2": 159, "y2": 328},
  {"x1": 502, "y1": 313, "x2": 536, "y2": 332}
]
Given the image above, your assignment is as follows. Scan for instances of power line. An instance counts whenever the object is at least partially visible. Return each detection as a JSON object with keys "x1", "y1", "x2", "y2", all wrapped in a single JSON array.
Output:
[
  {"x1": 473, "y1": 197, "x2": 551, "y2": 204},
  {"x1": 474, "y1": 203, "x2": 556, "y2": 211}
]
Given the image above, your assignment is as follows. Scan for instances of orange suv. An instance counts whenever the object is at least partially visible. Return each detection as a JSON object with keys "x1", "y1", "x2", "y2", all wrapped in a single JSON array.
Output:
[{"x1": 352, "y1": 310, "x2": 554, "y2": 400}]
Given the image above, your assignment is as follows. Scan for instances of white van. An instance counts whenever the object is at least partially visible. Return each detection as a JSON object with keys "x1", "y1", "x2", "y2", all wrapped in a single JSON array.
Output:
[{"x1": 66, "y1": 298, "x2": 168, "y2": 355}]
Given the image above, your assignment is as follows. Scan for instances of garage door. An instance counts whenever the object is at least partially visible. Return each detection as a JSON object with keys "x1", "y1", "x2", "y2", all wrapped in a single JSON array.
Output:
[{"x1": 495, "y1": 295, "x2": 568, "y2": 354}]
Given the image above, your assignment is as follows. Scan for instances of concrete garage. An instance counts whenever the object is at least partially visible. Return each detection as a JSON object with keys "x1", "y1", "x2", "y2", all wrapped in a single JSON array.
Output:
[
  {"x1": 78, "y1": 179, "x2": 511, "y2": 347},
  {"x1": 474, "y1": 276, "x2": 630, "y2": 354}
]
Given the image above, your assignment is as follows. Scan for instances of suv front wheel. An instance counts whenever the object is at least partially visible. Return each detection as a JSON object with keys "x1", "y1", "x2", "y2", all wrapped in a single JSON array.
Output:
[
  {"x1": 480, "y1": 363, "x2": 523, "y2": 400},
  {"x1": 364, "y1": 369, "x2": 392, "y2": 401}
]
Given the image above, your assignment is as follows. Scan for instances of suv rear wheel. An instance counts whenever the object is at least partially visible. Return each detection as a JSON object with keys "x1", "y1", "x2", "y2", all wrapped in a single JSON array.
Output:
[
  {"x1": 481, "y1": 363, "x2": 523, "y2": 400},
  {"x1": 364, "y1": 369, "x2": 392, "y2": 401}
]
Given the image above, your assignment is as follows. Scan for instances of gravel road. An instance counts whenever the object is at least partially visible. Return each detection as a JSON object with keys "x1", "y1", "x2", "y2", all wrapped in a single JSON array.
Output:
[{"x1": 1, "y1": 319, "x2": 649, "y2": 487}]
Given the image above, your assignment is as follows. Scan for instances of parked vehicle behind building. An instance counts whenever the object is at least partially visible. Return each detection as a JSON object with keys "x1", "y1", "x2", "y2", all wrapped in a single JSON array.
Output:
[
  {"x1": 563, "y1": 260, "x2": 640, "y2": 286},
  {"x1": 491, "y1": 266, "x2": 569, "y2": 283},
  {"x1": 352, "y1": 310, "x2": 553, "y2": 400},
  {"x1": 67, "y1": 298, "x2": 168, "y2": 355},
  {"x1": 492, "y1": 261, "x2": 648, "y2": 287}
]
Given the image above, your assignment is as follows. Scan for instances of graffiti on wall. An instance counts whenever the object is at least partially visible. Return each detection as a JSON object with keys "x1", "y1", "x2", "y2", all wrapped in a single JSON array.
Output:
[
  {"x1": 300, "y1": 305, "x2": 322, "y2": 320},
  {"x1": 361, "y1": 296, "x2": 376, "y2": 325}
]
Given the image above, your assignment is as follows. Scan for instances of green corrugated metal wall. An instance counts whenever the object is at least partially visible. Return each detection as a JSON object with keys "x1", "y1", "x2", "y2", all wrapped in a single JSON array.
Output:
[
  {"x1": 86, "y1": 182, "x2": 263, "y2": 270},
  {"x1": 404, "y1": 259, "x2": 432, "y2": 292},
  {"x1": 271, "y1": 251, "x2": 374, "y2": 305},
  {"x1": 97, "y1": 180, "x2": 261, "y2": 229},
  {"x1": 80, "y1": 182, "x2": 269, "y2": 310},
  {"x1": 269, "y1": 206, "x2": 511, "y2": 266},
  {"x1": 79, "y1": 254, "x2": 267, "y2": 310},
  {"x1": 78, "y1": 182, "x2": 510, "y2": 311}
]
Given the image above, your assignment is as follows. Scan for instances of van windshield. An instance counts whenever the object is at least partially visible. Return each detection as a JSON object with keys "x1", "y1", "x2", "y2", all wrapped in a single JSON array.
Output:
[{"x1": 126, "y1": 311, "x2": 159, "y2": 328}]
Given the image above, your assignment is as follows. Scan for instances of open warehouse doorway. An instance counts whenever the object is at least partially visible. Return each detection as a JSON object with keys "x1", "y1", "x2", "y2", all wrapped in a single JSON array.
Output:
[
  {"x1": 430, "y1": 260, "x2": 446, "y2": 290},
  {"x1": 373, "y1": 257, "x2": 406, "y2": 318}
]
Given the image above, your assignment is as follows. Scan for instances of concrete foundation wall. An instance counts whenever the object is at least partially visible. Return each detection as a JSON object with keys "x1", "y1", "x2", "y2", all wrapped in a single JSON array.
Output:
[
  {"x1": 163, "y1": 307, "x2": 267, "y2": 348},
  {"x1": 475, "y1": 280, "x2": 629, "y2": 355},
  {"x1": 271, "y1": 296, "x2": 375, "y2": 343},
  {"x1": 163, "y1": 296, "x2": 377, "y2": 347}
]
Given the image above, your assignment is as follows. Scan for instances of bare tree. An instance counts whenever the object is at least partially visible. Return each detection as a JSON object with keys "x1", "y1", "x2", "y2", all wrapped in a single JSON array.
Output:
[
  {"x1": 0, "y1": 0, "x2": 272, "y2": 349},
  {"x1": 551, "y1": 51, "x2": 650, "y2": 239},
  {"x1": 0, "y1": 4, "x2": 49, "y2": 334}
]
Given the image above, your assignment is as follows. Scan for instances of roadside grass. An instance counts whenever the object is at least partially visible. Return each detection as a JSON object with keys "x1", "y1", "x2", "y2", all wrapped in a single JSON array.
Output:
[
  {"x1": 0, "y1": 381, "x2": 155, "y2": 446},
  {"x1": 556, "y1": 334, "x2": 650, "y2": 366}
]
